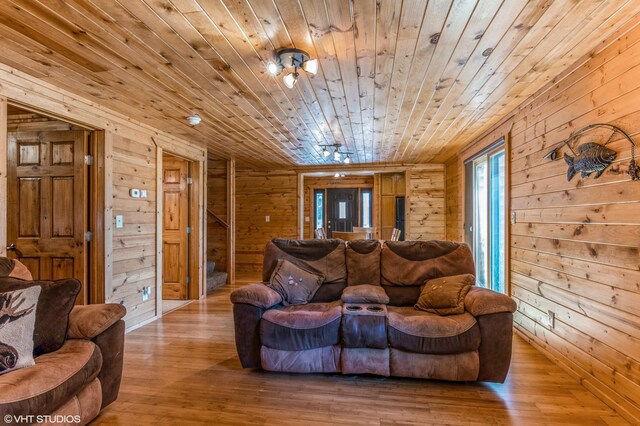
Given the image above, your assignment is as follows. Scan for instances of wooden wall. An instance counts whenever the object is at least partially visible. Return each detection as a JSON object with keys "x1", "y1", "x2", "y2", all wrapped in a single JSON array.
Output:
[
  {"x1": 445, "y1": 23, "x2": 640, "y2": 422},
  {"x1": 407, "y1": 166, "x2": 446, "y2": 241},
  {"x1": 207, "y1": 157, "x2": 228, "y2": 273},
  {"x1": 445, "y1": 157, "x2": 462, "y2": 241},
  {"x1": 109, "y1": 135, "x2": 157, "y2": 327},
  {"x1": 303, "y1": 175, "x2": 374, "y2": 239},
  {"x1": 235, "y1": 169, "x2": 298, "y2": 273},
  {"x1": 0, "y1": 64, "x2": 207, "y2": 331}
]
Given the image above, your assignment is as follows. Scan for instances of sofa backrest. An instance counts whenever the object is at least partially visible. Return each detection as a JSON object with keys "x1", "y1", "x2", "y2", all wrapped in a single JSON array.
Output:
[
  {"x1": 262, "y1": 238, "x2": 347, "y2": 302},
  {"x1": 345, "y1": 240, "x2": 381, "y2": 286},
  {"x1": 381, "y1": 240, "x2": 475, "y2": 306},
  {"x1": 262, "y1": 238, "x2": 475, "y2": 306}
]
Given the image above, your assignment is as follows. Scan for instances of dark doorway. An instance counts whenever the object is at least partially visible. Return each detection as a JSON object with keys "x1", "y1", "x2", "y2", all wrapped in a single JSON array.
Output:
[{"x1": 326, "y1": 188, "x2": 358, "y2": 237}]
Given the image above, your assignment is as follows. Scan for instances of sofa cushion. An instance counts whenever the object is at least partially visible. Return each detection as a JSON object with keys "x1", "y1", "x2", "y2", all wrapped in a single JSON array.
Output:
[
  {"x1": 0, "y1": 278, "x2": 81, "y2": 356},
  {"x1": 67, "y1": 304, "x2": 126, "y2": 340},
  {"x1": 381, "y1": 241, "x2": 475, "y2": 286},
  {"x1": 0, "y1": 286, "x2": 41, "y2": 375},
  {"x1": 268, "y1": 259, "x2": 324, "y2": 306},
  {"x1": 0, "y1": 258, "x2": 33, "y2": 281},
  {"x1": 341, "y1": 284, "x2": 389, "y2": 304},
  {"x1": 346, "y1": 240, "x2": 381, "y2": 286},
  {"x1": 0, "y1": 339, "x2": 102, "y2": 416},
  {"x1": 260, "y1": 301, "x2": 342, "y2": 351},
  {"x1": 415, "y1": 274, "x2": 474, "y2": 315},
  {"x1": 262, "y1": 239, "x2": 346, "y2": 285},
  {"x1": 387, "y1": 306, "x2": 480, "y2": 354},
  {"x1": 261, "y1": 345, "x2": 341, "y2": 373}
]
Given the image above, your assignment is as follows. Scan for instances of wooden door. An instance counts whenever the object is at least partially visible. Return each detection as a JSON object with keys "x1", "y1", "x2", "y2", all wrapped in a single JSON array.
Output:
[
  {"x1": 380, "y1": 174, "x2": 396, "y2": 240},
  {"x1": 326, "y1": 188, "x2": 358, "y2": 238},
  {"x1": 162, "y1": 153, "x2": 189, "y2": 300},
  {"x1": 7, "y1": 130, "x2": 88, "y2": 303}
]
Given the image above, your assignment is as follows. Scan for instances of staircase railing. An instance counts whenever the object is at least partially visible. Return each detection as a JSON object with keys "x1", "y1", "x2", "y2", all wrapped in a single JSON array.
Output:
[{"x1": 207, "y1": 208, "x2": 229, "y2": 229}]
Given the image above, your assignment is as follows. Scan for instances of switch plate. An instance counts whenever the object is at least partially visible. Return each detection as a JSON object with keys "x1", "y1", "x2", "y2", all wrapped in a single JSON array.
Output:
[
  {"x1": 130, "y1": 188, "x2": 140, "y2": 198},
  {"x1": 511, "y1": 212, "x2": 517, "y2": 224},
  {"x1": 140, "y1": 189, "x2": 147, "y2": 198},
  {"x1": 141, "y1": 286, "x2": 151, "y2": 302},
  {"x1": 265, "y1": 216, "x2": 270, "y2": 222},
  {"x1": 115, "y1": 215, "x2": 124, "y2": 228},
  {"x1": 547, "y1": 310, "x2": 555, "y2": 328},
  {"x1": 305, "y1": 216, "x2": 310, "y2": 222}
]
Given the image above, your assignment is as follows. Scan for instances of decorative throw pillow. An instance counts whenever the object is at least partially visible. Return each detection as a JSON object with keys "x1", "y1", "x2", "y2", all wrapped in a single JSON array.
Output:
[
  {"x1": 0, "y1": 278, "x2": 81, "y2": 356},
  {"x1": 268, "y1": 259, "x2": 324, "y2": 306},
  {"x1": 415, "y1": 274, "x2": 475, "y2": 315},
  {"x1": 0, "y1": 286, "x2": 41, "y2": 375}
]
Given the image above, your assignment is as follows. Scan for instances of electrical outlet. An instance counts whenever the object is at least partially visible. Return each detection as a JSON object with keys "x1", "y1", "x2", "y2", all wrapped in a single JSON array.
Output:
[
  {"x1": 130, "y1": 188, "x2": 140, "y2": 198},
  {"x1": 115, "y1": 215, "x2": 124, "y2": 228},
  {"x1": 547, "y1": 310, "x2": 555, "y2": 328},
  {"x1": 511, "y1": 212, "x2": 517, "y2": 224},
  {"x1": 305, "y1": 216, "x2": 310, "y2": 222},
  {"x1": 265, "y1": 215, "x2": 270, "y2": 222}
]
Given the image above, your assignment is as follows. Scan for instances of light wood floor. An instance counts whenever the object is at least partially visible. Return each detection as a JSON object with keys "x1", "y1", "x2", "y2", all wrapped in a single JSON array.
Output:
[{"x1": 94, "y1": 275, "x2": 628, "y2": 425}]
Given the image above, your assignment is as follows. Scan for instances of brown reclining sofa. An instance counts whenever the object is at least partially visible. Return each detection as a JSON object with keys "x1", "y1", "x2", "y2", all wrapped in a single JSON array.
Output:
[
  {"x1": 231, "y1": 239, "x2": 517, "y2": 382},
  {"x1": 0, "y1": 258, "x2": 126, "y2": 423}
]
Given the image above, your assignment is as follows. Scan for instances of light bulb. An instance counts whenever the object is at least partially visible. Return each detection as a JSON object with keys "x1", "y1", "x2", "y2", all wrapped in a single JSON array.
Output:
[
  {"x1": 333, "y1": 149, "x2": 341, "y2": 161},
  {"x1": 344, "y1": 154, "x2": 350, "y2": 164},
  {"x1": 283, "y1": 72, "x2": 298, "y2": 88},
  {"x1": 267, "y1": 61, "x2": 282, "y2": 76},
  {"x1": 334, "y1": 173, "x2": 340, "y2": 178},
  {"x1": 322, "y1": 147, "x2": 330, "y2": 157},
  {"x1": 303, "y1": 59, "x2": 319, "y2": 75}
]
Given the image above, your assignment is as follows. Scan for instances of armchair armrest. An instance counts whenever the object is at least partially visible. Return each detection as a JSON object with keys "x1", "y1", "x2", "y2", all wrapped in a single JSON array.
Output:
[
  {"x1": 464, "y1": 287, "x2": 516, "y2": 317},
  {"x1": 67, "y1": 304, "x2": 126, "y2": 340},
  {"x1": 341, "y1": 284, "x2": 390, "y2": 304},
  {"x1": 230, "y1": 283, "x2": 282, "y2": 309}
]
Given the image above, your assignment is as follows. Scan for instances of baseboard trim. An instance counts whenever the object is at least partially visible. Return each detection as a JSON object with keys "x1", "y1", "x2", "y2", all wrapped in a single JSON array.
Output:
[{"x1": 125, "y1": 315, "x2": 158, "y2": 333}]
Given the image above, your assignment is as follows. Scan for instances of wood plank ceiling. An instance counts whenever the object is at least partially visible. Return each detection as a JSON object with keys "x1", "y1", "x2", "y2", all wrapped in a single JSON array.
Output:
[{"x1": 0, "y1": 0, "x2": 639, "y2": 167}]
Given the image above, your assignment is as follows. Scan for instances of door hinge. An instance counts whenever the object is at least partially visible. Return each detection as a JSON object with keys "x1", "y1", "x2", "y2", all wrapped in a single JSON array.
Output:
[
  {"x1": 186, "y1": 226, "x2": 192, "y2": 234},
  {"x1": 186, "y1": 276, "x2": 191, "y2": 285},
  {"x1": 187, "y1": 177, "x2": 193, "y2": 185},
  {"x1": 84, "y1": 231, "x2": 94, "y2": 241},
  {"x1": 85, "y1": 155, "x2": 94, "y2": 166}
]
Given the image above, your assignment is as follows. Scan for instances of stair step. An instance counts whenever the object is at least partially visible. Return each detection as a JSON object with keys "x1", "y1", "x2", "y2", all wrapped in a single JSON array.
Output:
[
  {"x1": 206, "y1": 260, "x2": 216, "y2": 276},
  {"x1": 207, "y1": 272, "x2": 228, "y2": 294}
]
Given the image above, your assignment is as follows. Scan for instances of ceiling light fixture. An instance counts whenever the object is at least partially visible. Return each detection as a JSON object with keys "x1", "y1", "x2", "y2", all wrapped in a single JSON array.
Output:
[
  {"x1": 319, "y1": 143, "x2": 353, "y2": 164},
  {"x1": 187, "y1": 114, "x2": 202, "y2": 126},
  {"x1": 268, "y1": 48, "x2": 318, "y2": 89}
]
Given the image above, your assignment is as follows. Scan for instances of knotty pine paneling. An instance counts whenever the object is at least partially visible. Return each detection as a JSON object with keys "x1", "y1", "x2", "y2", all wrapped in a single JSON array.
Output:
[
  {"x1": 235, "y1": 169, "x2": 298, "y2": 272},
  {"x1": 446, "y1": 23, "x2": 640, "y2": 423},
  {"x1": 207, "y1": 157, "x2": 228, "y2": 273},
  {"x1": 108, "y1": 135, "x2": 157, "y2": 328},
  {"x1": 407, "y1": 167, "x2": 446, "y2": 241}
]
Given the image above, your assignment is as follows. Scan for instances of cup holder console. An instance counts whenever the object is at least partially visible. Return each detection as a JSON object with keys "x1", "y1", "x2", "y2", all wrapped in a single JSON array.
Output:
[
  {"x1": 366, "y1": 306, "x2": 383, "y2": 313},
  {"x1": 346, "y1": 305, "x2": 363, "y2": 311}
]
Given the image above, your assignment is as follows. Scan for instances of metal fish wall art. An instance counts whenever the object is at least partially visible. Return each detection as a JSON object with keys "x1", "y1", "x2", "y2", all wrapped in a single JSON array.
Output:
[
  {"x1": 564, "y1": 143, "x2": 616, "y2": 181},
  {"x1": 542, "y1": 123, "x2": 640, "y2": 182}
]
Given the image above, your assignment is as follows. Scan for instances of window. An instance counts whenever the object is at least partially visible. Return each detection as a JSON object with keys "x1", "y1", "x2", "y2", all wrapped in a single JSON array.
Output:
[
  {"x1": 338, "y1": 201, "x2": 347, "y2": 219},
  {"x1": 361, "y1": 189, "x2": 372, "y2": 228},
  {"x1": 314, "y1": 189, "x2": 324, "y2": 230},
  {"x1": 465, "y1": 140, "x2": 506, "y2": 293}
]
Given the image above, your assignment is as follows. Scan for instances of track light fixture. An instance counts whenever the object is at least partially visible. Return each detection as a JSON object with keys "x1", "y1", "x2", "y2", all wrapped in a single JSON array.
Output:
[
  {"x1": 267, "y1": 48, "x2": 318, "y2": 89},
  {"x1": 319, "y1": 144, "x2": 353, "y2": 164}
]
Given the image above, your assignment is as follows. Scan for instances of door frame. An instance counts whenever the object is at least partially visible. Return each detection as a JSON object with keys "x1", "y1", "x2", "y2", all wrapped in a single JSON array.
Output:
[
  {"x1": 156, "y1": 146, "x2": 205, "y2": 316},
  {"x1": 1, "y1": 98, "x2": 106, "y2": 304}
]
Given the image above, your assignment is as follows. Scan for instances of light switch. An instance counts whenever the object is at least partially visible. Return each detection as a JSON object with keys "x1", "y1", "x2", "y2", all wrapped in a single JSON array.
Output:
[
  {"x1": 265, "y1": 216, "x2": 270, "y2": 223},
  {"x1": 130, "y1": 188, "x2": 140, "y2": 198},
  {"x1": 305, "y1": 216, "x2": 310, "y2": 222},
  {"x1": 115, "y1": 215, "x2": 124, "y2": 228}
]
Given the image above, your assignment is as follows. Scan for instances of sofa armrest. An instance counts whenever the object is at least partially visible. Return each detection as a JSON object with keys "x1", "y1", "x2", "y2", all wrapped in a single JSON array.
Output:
[
  {"x1": 230, "y1": 283, "x2": 282, "y2": 309},
  {"x1": 464, "y1": 287, "x2": 517, "y2": 317},
  {"x1": 67, "y1": 304, "x2": 126, "y2": 340},
  {"x1": 341, "y1": 284, "x2": 390, "y2": 304}
]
